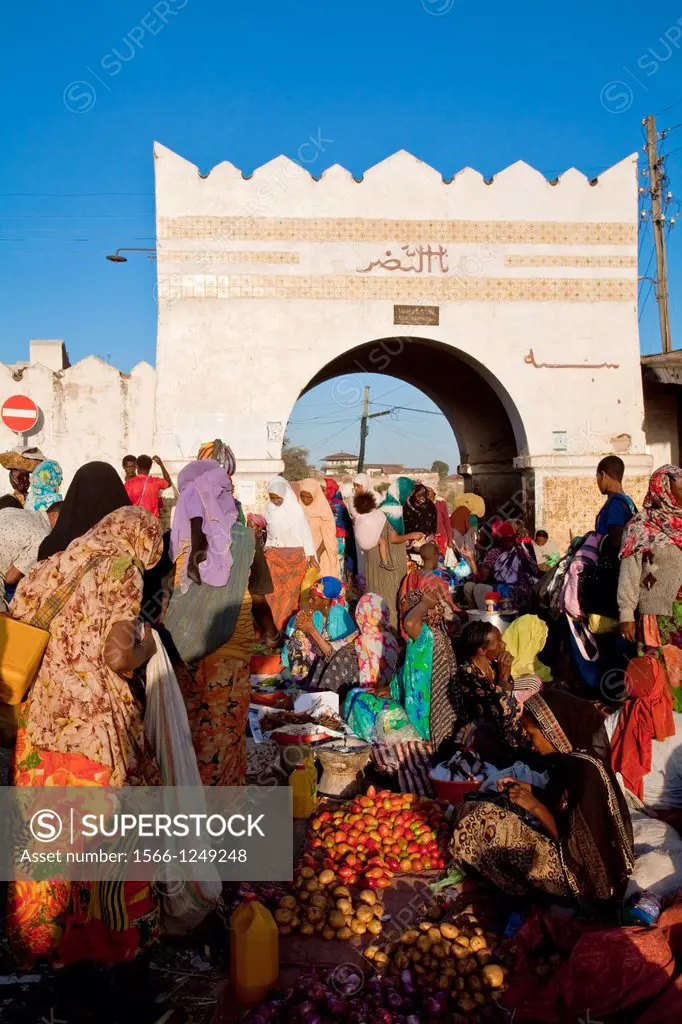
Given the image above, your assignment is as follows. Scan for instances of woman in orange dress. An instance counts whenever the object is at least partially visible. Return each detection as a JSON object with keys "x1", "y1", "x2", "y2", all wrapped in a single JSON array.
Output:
[{"x1": 7, "y1": 505, "x2": 163, "y2": 967}]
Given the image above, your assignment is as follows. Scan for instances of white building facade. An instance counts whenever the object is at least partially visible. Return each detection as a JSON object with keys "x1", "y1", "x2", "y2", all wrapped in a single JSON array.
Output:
[{"x1": 0, "y1": 145, "x2": 662, "y2": 543}]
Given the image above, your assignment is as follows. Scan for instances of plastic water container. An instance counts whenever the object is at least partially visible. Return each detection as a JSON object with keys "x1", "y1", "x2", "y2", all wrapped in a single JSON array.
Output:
[
  {"x1": 230, "y1": 893, "x2": 279, "y2": 1007},
  {"x1": 626, "y1": 890, "x2": 662, "y2": 926},
  {"x1": 288, "y1": 758, "x2": 318, "y2": 819}
]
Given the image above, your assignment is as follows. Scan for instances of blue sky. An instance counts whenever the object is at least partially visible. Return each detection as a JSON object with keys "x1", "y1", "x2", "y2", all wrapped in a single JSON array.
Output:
[{"x1": 2, "y1": 0, "x2": 682, "y2": 467}]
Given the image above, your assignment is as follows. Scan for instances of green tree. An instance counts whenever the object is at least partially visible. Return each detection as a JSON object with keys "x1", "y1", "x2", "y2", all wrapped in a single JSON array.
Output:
[
  {"x1": 431, "y1": 460, "x2": 449, "y2": 479},
  {"x1": 282, "y1": 436, "x2": 313, "y2": 480}
]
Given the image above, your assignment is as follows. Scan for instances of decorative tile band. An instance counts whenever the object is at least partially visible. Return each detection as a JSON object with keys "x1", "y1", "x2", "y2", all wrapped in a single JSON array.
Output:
[
  {"x1": 505, "y1": 254, "x2": 637, "y2": 268},
  {"x1": 157, "y1": 273, "x2": 636, "y2": 302},
  {"x1": 157, "y1": 216, "x2": 636, "y2": 247},
  {"x1": 156, "y1": 250, "x2": 300, "y2": 264}
]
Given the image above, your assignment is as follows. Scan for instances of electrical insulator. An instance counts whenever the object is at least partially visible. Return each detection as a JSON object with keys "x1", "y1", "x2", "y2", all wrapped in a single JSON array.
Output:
[
  {"x1": 668, "y1": 191, "x2": 673, "y2": 201},
  {"x1": 672, "y1": 218, "x2": 677, "y2": 226}
]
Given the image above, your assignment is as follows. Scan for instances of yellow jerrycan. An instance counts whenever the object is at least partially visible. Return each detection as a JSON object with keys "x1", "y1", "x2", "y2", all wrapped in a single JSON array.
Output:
[{"x1": 230, "y1": 893, "x2": 279, "y2": 1008}]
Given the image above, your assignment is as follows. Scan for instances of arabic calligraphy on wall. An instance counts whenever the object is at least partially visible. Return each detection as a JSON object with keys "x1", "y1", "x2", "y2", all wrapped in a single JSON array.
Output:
[
  {"x1": 358, "y1": 245, "x2": 449, "y2": 274},
  {"x1": 524, "y1": 348, "x2": 620, "y2": 369}
]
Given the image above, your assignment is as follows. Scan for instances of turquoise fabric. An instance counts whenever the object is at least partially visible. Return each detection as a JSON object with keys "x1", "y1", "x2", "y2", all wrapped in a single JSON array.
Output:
[
  {"x1": 344, "y1": 689, "x2": 396, "y2": 742},
  {"x1": 392, "y1": 622, "x2": 434, "y2": 741}
]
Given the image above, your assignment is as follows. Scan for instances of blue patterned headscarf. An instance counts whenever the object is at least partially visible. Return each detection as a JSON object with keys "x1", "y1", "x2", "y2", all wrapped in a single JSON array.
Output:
[{"x1": 25, "y1": 459, "x2": 63, "y2": 512}]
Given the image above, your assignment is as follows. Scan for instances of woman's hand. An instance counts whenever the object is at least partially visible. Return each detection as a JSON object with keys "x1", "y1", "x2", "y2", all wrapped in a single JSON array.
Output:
[
  {"x1": 496, "y1": 778, "x2": 538, "y2": 812},
  {"x1": 497, "y1": 649, "x2": 514, "y2": 685},
  {"x1": 295, "y1": 610, "x2": 314, "y2": 632},
  {"x1": 620, "y1": 620, "x2": 636, "y2": 643},
  {"x1": 410, "y1": 532, "x2": 425, "y2": 542}
]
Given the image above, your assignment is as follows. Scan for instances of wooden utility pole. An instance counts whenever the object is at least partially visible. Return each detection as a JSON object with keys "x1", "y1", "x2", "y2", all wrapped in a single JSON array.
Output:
[
  {"x1": 357, "y1": 386, "x2": 370, "y2": 473},
  {"x1": 357, "y1": 386, "x2": 391, "y2": 472},
  {"x1": 644, "y1": 114, "x2": 673, "y2": 354}
]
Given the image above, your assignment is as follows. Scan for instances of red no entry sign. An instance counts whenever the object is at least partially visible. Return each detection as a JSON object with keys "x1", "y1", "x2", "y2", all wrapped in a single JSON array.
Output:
[{"x1": 1, "y1": 395, "x2": 39, "y2": 433}]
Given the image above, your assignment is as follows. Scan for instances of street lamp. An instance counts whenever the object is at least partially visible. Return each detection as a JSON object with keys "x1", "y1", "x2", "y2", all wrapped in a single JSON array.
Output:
[{"x1": 106, "y1": 248, "x2": 156, "y2": 263}]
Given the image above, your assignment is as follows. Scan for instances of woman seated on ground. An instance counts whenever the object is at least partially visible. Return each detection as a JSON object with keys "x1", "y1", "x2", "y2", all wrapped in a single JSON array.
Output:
[
  {"x1": 393, "y1": 581, "x2": 458, "y2": 750},
  {"x1": 464, "y1": 520, "x2": 540, "y2": 611},
  {"x1": 450, "y1": 690, "x2": 634, "y2": 916},
  {"x1": 452, "y1": 621, "x2": 526, "y2": 764},
  {"x1": 343, "y1": 594, "x2": 403, "y2": 739},
  {"x1": 282, "y1": 576, "x2": 358, "y2": 692}
]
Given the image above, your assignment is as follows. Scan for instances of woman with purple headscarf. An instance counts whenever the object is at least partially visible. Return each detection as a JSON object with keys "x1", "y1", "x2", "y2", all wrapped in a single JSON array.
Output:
[{"x1": 167, "y1": 458, "x2": 256, "y2": 785}]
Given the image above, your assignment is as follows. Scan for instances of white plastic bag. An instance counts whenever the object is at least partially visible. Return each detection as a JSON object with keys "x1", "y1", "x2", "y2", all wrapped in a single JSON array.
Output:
[{"x1": 145, "y1": 632, "x2": 222, "y2": 934}]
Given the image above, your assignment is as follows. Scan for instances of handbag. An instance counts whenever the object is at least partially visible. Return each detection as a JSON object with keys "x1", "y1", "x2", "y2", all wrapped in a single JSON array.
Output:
[
  {"x1": 579, "y1": 542, "x2": 621, "y2": 618},
  {"x1": 0, "y1": 554, "x2": 107, "y2": 706},
  {"x1": 163, "y1": 524, "x2": 255, "y2": 664}
]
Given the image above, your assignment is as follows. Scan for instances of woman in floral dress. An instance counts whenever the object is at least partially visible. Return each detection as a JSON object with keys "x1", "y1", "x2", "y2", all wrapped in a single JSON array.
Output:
[{"x1": 7, "y1": 505, "x2": 163, "y2": 967}]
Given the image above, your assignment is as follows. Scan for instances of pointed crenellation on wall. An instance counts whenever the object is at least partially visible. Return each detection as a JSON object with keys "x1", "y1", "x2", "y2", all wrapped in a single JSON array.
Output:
[{"x1": 154, "y1": 143, "x2": 640, "y2": 223}]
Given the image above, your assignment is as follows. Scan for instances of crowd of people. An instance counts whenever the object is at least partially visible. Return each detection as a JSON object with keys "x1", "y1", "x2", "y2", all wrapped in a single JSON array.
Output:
[{"x1": 0, "y1": 443, "x2": 680, "y2": 1004}]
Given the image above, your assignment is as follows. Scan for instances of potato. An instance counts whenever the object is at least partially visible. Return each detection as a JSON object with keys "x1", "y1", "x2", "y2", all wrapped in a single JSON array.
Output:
[
  {"x1": 333, "y1": 885, "x2": 351, "y2": 899},
  {"x1": 356, "y1": 905, "x2": 374, "y2": 923},
  {"x1": 299, "y1": 866, "x2": 315, "y2": 879},
  {"x1": 419, "y1": 921, "x2": 433, "y2": 933},
  {"x1": 444, "y1": 965, "x2": 457, "y2": 978},
  {"x1": 358, "y1": 889, "x2": 377, "y2": 906},
  {"x1": 365, "y1": 945, "x2": 379, "y2": 960},
  {"x1": 300, "y1": 922, "x2": 315, "y2": 936},
  {"x1": 328, "y1": 910, "x2": 346, "y2": 930},
  {"x1": 476, "y1": 951, "x2": 491, "y2": 967},
  {"x1": 427, "y1": 903, "x2": 444, "y2": 921},
  {"x1": 371, "y1": 904, "x2": 384, "y2": 918},
  {"x1": 304, "y1": 878, "x2": 320, "y2": 893},
  {"x1": 336, "y1": 926, "x2": 352, "y2": 941},
  {"x1": 394, "y1": 951, "x2": 409, "y2": 970},
  {"x1": 455, "y1": 977, "x2": 466, "y2": 992},
  {"x1": 453, "y1": 944, "x2": 470, "y2": 960},
  {"x1": 373, "y1": 951, "x2": 389, "y2": 966},
  {"x1": 322, "y1": 926, "x2": 336, "y2": 941},
  {"x1": 336, "y1": 898, "x2": 353, "y2": 915},
  {"x1": 474, "y1": 926, "x2": 484, "y2": 936},
  {"x1": 440, "y1": 922, "x2": 459, "y2": 940},
  {"x1": 311, "y1": 893, "x2": 327, "y2": 909},
  {"x1": 467, "y1": 975, "x2": 482, "y2": 992},
  {"x1": 482, "y1": 964, "x2": 505, "y2": 989},
  {"x1": 350, "y1": 919, "x2": 367, "y2": 935},
  {"x1": 401, "y1": 929, "x2": 420, "y2": 946},
  {"x1": 366, "y1": 918, "x2": 383, "y2": 936},
  {"x1": 278, "y1": 924, "x2": 292, "y2": 936},
  {"x1": 416, "y1": 935, "x2": 431, "y2": 953},
  {"x1": 469, "y1": 935, "x2": 487, "y2": 952},
  {"x1": 306, "y1": 907, "x2": 325, "y2": 924},
  {"x1": 459, "y1": 957, "x2": 478, "y2": 976},
  {"x1": 279, "y1": 895, "x2": 297, "y2": 910},
  {"x1": 275, "y1": 909, "x2": 293, "y2": 925},
  {"x1": 457, "y1": 995, "x2": 476, "y2": 1014},
  {"x1": 318, "y1": 869, "x2": 335, "y2": 886},
  {"x1": 413, "y1": 964, "x2": 425, "y2": 975},
  {"x1": 298, "y1": 891, "x2": 310, "y2": 903},
  {"x1": 432, "y1": 943, "x2": 446, "y2": 960},
  {"x1": 473, "y1": 991, "x2": 485, "y2": 1006},
  {"x1": 428, "y1": 927, "x2": 443, "y2": 944},
  {"x1": 455, "y1": 934, "x2": 471, "y2": 948}
]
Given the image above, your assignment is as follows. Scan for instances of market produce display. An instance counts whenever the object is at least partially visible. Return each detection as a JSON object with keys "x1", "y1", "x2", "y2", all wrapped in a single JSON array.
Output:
[
  {"x1": 306, "y1": 786, "x2": 449, "y2": 888},
  {"x1": 277, "y1": 868, "x2": 385, "y2": 940},
  {"x1": 365, "y1": 902, "x2": 512, "y2": 1018}
]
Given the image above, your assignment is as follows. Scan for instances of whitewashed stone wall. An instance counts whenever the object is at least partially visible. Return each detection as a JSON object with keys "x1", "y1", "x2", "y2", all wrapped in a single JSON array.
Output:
[{"x1": 0, "y1": 348, "x2": 155, "y2": 491}]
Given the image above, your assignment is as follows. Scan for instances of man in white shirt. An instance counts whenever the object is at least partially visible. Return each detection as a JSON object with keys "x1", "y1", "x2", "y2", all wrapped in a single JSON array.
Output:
[{"x1": 0, "y1": 499, "x2": 62, "y2": 610}]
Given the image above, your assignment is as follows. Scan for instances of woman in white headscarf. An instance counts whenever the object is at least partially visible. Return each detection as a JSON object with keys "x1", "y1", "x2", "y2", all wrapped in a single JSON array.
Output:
[{"x1": 263, "y1": 476, "x2": 317, "y2": 629}]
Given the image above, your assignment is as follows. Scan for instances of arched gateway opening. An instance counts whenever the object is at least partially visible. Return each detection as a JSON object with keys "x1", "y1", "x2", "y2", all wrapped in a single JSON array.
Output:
[{"x1": 296, "y1": 337, "x2": 530, "y2": 523}]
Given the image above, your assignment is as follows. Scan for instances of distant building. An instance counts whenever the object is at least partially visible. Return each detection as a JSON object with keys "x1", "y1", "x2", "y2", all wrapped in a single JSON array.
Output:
[
  {"x1": 364, "y1": 463, "x2": 405, "y2": 477},
  {"x1": 320, "y1": 451, "x2": 358, "y2": 473}
]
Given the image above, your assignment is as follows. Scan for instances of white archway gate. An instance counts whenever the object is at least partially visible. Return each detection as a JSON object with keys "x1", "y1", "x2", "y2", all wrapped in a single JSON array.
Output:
[{"x1": 153, "y1": 144, "x2": 652, "y2": 544}]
